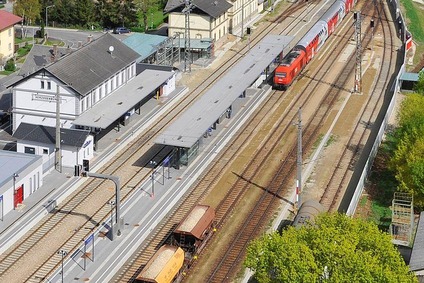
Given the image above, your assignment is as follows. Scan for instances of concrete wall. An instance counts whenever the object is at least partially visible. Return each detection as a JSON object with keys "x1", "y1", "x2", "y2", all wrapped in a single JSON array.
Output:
[{"x1": 0, "y1": 155, "x2": 43, "y2": 217}]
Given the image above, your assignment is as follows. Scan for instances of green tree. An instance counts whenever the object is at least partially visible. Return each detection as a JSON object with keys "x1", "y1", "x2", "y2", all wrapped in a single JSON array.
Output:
[
  {"x1": 134, "y1": 0, "x2": 150, "y2": 31},
  {"x1": 74, "y1": 0, "x2": 95, "y2": 28},
  {"x1": 389, "y1": 93, "x2": 424, "y2": 207},
  {"x1": 245, "y1": 213, "x2": 417, "y2": 283},
  {"x1": 12, "y1": 0, "x2": 41, "y2": 25},
  {"x1": 413, "y1": 71, "x2": 424, "y2": 94}
]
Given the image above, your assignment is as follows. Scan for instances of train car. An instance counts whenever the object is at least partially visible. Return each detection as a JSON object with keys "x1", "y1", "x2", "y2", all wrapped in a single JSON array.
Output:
[
  {"x1": 273, "y1": 0, "x2": 356, "y2": 89},
  {"x1": 292, "y1": 199, "x2": 325, "y2": 228},
  {"x1": 296, "y1": 20, "x2": 328, "y2": 63},
  {"x1": 320, "y1": 1, "x2": 345, "y2": 36},
  {"x1": 273, "y1": 50, "x2": 307, "y2": 87},
  {"x1": 342, "y1": 0, "x2": 355, "y2": 13},
  {"x1": 136, "y1": 245, "x2": 185, "y2": 283},
  {"x1": 173, "y1": 204, "x2": 215, "y2": 253}
]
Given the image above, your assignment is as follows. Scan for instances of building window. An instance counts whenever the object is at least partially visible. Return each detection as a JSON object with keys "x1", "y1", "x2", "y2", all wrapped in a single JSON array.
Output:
[
  {"x1": 41, "y1": 81, "x2": 45, "y2": 89},
  {"x1": 8, "y1": 43, "x2": 12, "y2": 51},
  {"x1": 8, "y1": 29, "x2": 12, "y2": 36},
  {"x1": 47, "y1": 81, "x2": 51, "y2": 90},
  {"x1": 43, "y1": 149, "x2": 48, "y2": 154},
  {"x1": 24, "y1": 147, "x2": 35, "y2": 154},
  {"x1": 99, "y1": 85, "x2": 103, "y2": 99}
]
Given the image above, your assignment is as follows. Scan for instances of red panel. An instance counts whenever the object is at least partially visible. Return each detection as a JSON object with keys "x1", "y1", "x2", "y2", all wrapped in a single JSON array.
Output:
[
  {"x1": 345, "y1": 0, "x2": 354, "y2": 13},
  {"x1": 327, "y1": 15, "x2": 339, "y2": 36},
  {"x1": 406, "y1": 38, "x2": 412, "y2": 51},
  {"x1": 14, "y1": 185, "x2": 23, "y2": 208},
  {"x1": 305, "y1": 36, "x2": 319, "y2": 62}
]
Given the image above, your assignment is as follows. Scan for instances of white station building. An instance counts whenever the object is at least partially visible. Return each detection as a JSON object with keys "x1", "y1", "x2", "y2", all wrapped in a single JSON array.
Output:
[{"x1": 9, "y1": 33, "x2": 176, "y2": 171}]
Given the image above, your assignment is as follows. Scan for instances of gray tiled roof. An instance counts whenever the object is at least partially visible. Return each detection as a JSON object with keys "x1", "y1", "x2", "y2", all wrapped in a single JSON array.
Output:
[
  {"x1": 410, "y1": 211, "x2": 424, "y2": 272},
  {"x1": 18, "y1": 45, "x2": 69, "y2": 77},
  {"x1": 45, "y1": 33, "x2": 139, "y2": 96},
  {"x1": 13, "y1": 122, "x2": 90, "y2": 147},
  {"x1": 165, "y1": 0, "x2": 232, "y2": 18}
]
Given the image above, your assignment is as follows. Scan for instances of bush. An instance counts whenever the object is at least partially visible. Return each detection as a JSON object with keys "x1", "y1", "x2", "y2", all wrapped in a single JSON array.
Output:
[{"x1": 4, "y1": 59, "x2": 16, "y2": 72}]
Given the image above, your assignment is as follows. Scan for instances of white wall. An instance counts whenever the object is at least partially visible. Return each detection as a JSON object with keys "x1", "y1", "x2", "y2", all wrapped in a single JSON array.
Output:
[
  {"x1": 16, "y1": 134, "x2": 94, "y2": 169},
  {"x1": 0, "y1": 159, "x2": 43, "y2": 217},
  {"x1": 168, "y1": 13, "x2": 230, "y2": 42},
  {"x1": 12, "y1": 62, "x2": 137, "y2": 133},
  {"x1": 13, "y1": 75, "x2": 77, "y2": 132},
  {"x1": 63, "y1": 135, "x2": 94, "y2": 167},
  {"x1": 161, "y1": 73, "x2": 176, "y2": 96}
]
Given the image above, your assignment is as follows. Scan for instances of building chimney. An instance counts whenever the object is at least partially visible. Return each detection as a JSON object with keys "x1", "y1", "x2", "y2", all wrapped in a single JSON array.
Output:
[
  {"x1": 78, "y1": 41, "x2": 82, "y2": 48},
  {"x1": 87, "y1": 35, "x2": 93, "y2": 43}
]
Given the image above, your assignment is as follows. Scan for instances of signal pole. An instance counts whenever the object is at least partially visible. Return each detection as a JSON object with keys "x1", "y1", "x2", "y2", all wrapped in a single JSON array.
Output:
[
  {"x1": 183, "y1": 0, "x2": 193, "y2": 72},
  {"x1": 295, "y1": 108, "x2": 302, "y2": 209},
  {"x1": 354, "y1": 11, "x2": 362, "y2": 93}
]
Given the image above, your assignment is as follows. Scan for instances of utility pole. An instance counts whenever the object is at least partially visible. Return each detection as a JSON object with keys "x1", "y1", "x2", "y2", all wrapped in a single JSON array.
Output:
[
  {"x1": 296, "y1": 108, "x2": 302, "y2": 209},
  {"x1": 183, "y1": 0, "x2": 193, "y2": 72},
  {"x1": 241, "y1": 0, "x2": 244, "y2": 38},
  {"x1": 55, "y1": 84, "x2": 62, "y2": 173},
  {"x1": 354, "y1": 11, "x2": 362, "y2": 93}
]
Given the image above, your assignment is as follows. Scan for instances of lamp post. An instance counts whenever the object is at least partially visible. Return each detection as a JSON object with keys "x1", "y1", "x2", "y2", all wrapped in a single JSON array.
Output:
[
  {"x1": 45, "y1": 5, "x2": 55, "y2": 28},
  {"x1": 12, "y1": 173, "x2": 19, "y2": 209},
  {"x1": 57, "y1": 249, "x2": 67, "y2": 283}
]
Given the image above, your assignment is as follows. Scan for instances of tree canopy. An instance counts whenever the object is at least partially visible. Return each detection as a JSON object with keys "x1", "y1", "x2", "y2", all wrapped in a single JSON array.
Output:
[
  {"x1": 12, "y1": 0, "x2": 41, "y2": 25},
  {"x1": 389, "y1": 93, "x2": 424, "y2": 208},
  {"x1": 244, "y1": 213, "x2": 416, "y2": 283},
  {"x1": 11, "y1": 0, "x2": 159, "y2": 30}
]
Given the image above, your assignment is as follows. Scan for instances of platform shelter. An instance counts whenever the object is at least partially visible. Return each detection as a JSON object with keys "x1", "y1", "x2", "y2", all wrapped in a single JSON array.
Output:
[
  {"x1": 155, "y1": 34, "x2": 293, "y2": 168},
  {"x1": 73, "y1": 69, "x2": 174, "y2": 131}
]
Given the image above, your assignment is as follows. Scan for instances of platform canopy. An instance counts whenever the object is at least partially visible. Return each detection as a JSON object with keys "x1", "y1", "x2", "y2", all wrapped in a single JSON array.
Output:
[
  {"x1": 155, "y1": 34, "x2": 293, "y2": 148},
  {"x1": 73, "y1": 69, "x2": 173, "y2": 129}
]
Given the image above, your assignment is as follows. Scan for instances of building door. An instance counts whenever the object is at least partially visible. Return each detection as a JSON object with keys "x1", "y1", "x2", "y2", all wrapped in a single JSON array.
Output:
[{"x1": 14, "y1": 185, "x2": 23, "y2": 208}]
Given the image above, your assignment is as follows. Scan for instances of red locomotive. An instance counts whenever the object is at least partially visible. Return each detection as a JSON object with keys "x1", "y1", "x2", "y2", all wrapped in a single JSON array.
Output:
[{"x1": 274, "y1": 0, "x2": 356, "y2": 88}]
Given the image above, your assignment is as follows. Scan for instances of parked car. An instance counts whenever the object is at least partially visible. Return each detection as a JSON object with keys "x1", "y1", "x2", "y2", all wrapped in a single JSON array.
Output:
[
  {"x1": 103, "y1": 27, "x2": 113, "y2": 33},
  {"x1": 113, "y1": 27, "x2": 131, "y2": 34}
]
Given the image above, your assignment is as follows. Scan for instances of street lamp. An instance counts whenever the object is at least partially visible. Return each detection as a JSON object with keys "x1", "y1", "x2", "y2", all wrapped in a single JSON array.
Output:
[
  {"x1": 57, "y1": 249, "x2": 67, "y2": 283},
  {"x1": 45, "y1": 5, "x2": 55, "y2": 28},
  {"x1": 12, "y1": 173, "x2": 19, "y2": 210}
]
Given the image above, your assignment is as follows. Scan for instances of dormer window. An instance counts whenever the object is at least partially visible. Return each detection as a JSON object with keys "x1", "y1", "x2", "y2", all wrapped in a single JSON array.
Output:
[
  {"x1": 41, "y1": 81, "x2": 45, "y2": 89},
  {"x1": 47, "y1": 81, "x2": 51, "y2": 90}
]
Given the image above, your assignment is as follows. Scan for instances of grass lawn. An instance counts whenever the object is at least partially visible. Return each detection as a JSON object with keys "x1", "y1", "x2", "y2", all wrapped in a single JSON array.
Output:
[{"x1": 400, "y1": 0, "x2": 424, "y2": 43}]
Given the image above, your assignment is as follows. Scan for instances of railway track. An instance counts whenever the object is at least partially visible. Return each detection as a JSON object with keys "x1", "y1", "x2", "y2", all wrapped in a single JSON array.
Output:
[
  {"x1": 114, "y1": 0, "x2": 399, "y2": 282},
  {"x1": 199, "y1": 1, "x2": 398, "y2": 282},
  {"x1": 319, "y1": 0, "x2": 396, "y2": 211},
  {"x1": 112, "y1": 1, "x2": 324, "y2": 282},
  {"x1": 0, "y1": 1, "x2": 321, "y2": 282}
]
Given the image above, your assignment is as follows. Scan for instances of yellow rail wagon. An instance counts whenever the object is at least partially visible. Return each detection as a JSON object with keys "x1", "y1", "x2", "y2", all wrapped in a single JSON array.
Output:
[{"x1": 136, "y1": 245, "x2": 185, "y2": 283}]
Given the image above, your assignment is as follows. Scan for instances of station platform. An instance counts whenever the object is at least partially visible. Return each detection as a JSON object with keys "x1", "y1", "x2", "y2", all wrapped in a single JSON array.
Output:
[{"x1": 0, "y1": 85, "x2": 188, "y2": 244}]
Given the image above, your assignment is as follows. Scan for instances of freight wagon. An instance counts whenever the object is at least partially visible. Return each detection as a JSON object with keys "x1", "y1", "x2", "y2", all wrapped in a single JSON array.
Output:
[{"x1": 136, "y1": 245, "x2": 185, "y2": 283}]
